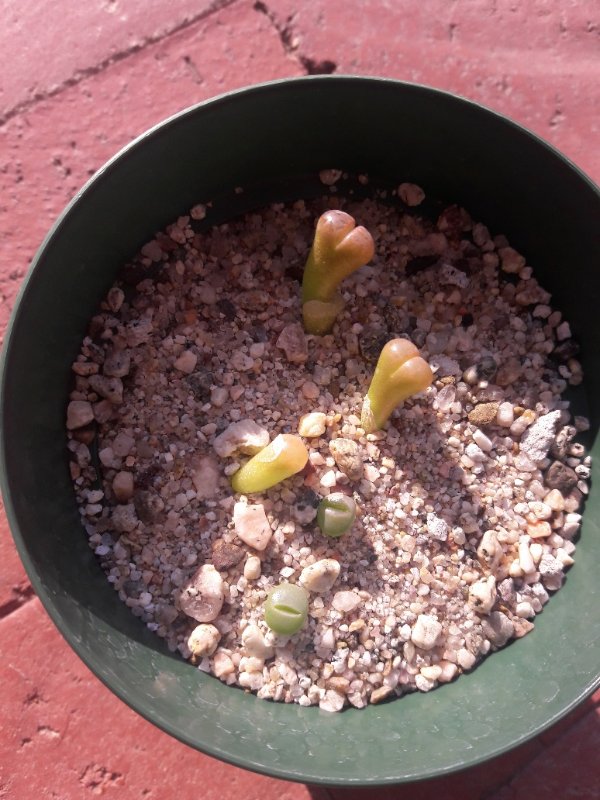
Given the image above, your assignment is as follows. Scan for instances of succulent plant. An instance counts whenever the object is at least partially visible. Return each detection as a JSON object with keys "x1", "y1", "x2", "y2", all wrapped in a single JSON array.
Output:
[
  {"x1": 231, "y1": 433, "x2": 309, "y2": 494},
  {"x1": 264, "y1": 583, "x2": 309, "y2": 635},
  {"x1": 317, "y1": 493, "x2": 357, "y2": 538},
  {"x1": 302, "y1": 210, "x2": 375, "y2": 335},
  {"x1": 361, "y1": 338, "x2": 433, "y2": 433}
]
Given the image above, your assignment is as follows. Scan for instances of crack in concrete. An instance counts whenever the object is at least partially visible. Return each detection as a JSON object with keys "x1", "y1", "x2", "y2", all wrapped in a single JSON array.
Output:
[
  {"x1": 253, "y1": 1, "x2": 337, "y2": 74},
  {"x1": 0, "y1": 0, "x2": 240, "y2": 128},
  {"x1": 182, "y1": 54, "x2": 204, "y2": 85}
]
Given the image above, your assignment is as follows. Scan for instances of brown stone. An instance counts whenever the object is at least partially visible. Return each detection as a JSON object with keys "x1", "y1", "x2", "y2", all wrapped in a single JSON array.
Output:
[
  {"x1": 369, "y1": 685, "x2": 394, "y2": 704},
  {"x1": 329, "y1": 438, "x2": 363, "y2": 481},
  {"x1": 545, "y1": 461, "x2": 578, "y2": 494},
  {"x1": 211, "y1": 539, "x2": 245, "y2": 571},
  {"x1": 326, "y1": 676, "x2": 350, "y2": 693},
  {"x1": 467, "y1": 402, "x2": 499, "y2": 426}
]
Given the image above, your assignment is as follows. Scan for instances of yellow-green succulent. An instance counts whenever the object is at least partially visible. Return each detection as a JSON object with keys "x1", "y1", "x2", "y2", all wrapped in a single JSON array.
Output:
[
  {"x1": 231, "y1": 434, "x2": 309, "y2": 494},
  {"x1": 361, "y1": 338, "x2": 433, "y2": 433},
  {"x1": 302, "y1": 210, "x2": 375, "y2": 335}
]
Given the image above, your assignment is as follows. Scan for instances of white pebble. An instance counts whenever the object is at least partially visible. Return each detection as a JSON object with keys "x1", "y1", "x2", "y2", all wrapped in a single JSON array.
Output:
[
  {"x1": 319, "y1": 169, "x2": 343, "y2": 186},
  {"x1": 319, "y1": 628, "x2": 336, "y2": 652},
  {"x1": 426, "y1": 512, "x2": 449, "y2": 542},
  {"x1": 420, "y1": 665, "x2": 443, "y2": 682},
  {"x1": 309, "y1": 451, "x2": 325, "y2": 467},
  {"x1": 363, "y1": 464, "x2": 380, "y2": 483},
  {"x1": 280, "y1": 566, "x2": 295, "y2": 579},
  {"x1": 210, "y1": 386, "x2": 229, "y2": 408},
  {"x1": 249, "y1": 342, "x2": 265, "y2": 359},
  {"x1": 174, "y1": 350, "x2": 197, "y2": 374},
  {"x1": 472, "y1": 429, "x2": 493, "y2": 452},
  {"x1": 496, "y1": 402, "x2": 514, "y2": 427},
  {"x1": 414, "y1": 674, "x2": 436, "y2": 692},
  {"x1": 198, "y1": 282, "x2": 217, "y2": 304},
  {"x1": 298, "y1": 412, "x2": 327, "y2": 438},
  {"x1": 233, "y1": 502, "x2": 273, "y2": 551},
  {"x1": 213, "y1": 419, "x2": 270, "y2": 458},
  {"x1": 538, "y1": 554, "x2": 564, "y2": 590},
  {"x1": 528, "y1": 501, "x2": 552, "y2": 520},
  {"x1": 300, "y1": 559, "x2": 341, "y2": 593},
  {"x1": 191, "y1": 456, "x2": 220, "y2": 500},
  {"x1": 556, "y1": 321, "x2": 572, "y2": 341},
  {"x1": 241, "y1": 624, "x2": 274, "y2": 659},
  {"x1": 301, "y1": 381, "x2": 320, "y2": 399},
  {"x1": 319, "y1": 689, "x2": 345, "y2": 712},
  {"x1": 398, "y1": 182, "x2": 425, "y2": 206},
  {"x1": 106, "y1": 287, "x2": 125, "y2": 313},
  {"x1": 439, "y1": 262, "x2": 469, "y2": 288},
  {"x1": 457, "y1": 648, "x2": 477, "y2": 670},
  {"x1": 276, "y1": 323, "x2": 308, "y2": 364},
  {"x1": 519, "y1": 410, "x2": 561, "y2": 463},
  {"x1": 213, "y1": 650, "x2": 234, "y2": 678},
  {"x1": 190, "y1": 203, "x2": 207, "y2": 220},
  {"x1": 320, "y1": 470, "x2": 338, "y2": 488},
  {"x1": 434, "y1": 384, "x2": 456, "y2": 412},
  {"x1": 113, "y1": 432, "x2": 134, "y2": 457},
  {"x1": 141, "y1": 240, "x2": 163, "y2": 261},
  {"x1": 516, "y1": 601, "x2": 535, "y2": 618},
  {"x1": 238, "y1": 672, "x2": 264, "y2": 691},
  {"x1": 188, "y1": 624, "x2": 221, "y2": 658},
  {"x1": 509, "y1": 559, "x2": 523, "y2": 578},
  {"x1": 179, "y1": 564, "x2": 224, "y2": 622},
  {"x1": 477, "y1": 530, "x2": 501, "y2": 571},
  {"x1": 533, "y1": 304, "x2": 551, "y2": 319},
  {"x1": 543, "y1": 490, "x2": 564, "y2": 511},
  {"x1": 465, "y1": 442, "x2": 485, "y2": 462},
  {"x1": 529, "y1": 542, "x2": 544, "y2": 564},
  {"x1": 332, "y1": 591, "x2": 361, "y2": 613},
  {"x1": 518, "y1": 540, "x2": 536, "y2": 574},
  {"x1": 111, "y1": 503, "x2": 138, "y2": 533},
  {"x1": 510, "y1": 411, "x2": 536, "y2": 437},
  {"x1": 468, "y1": 575, "x2": 496, "y2": 614},
  {"x1": 230, "y1": 351, "x2": 254, "y2": 371},
  {"x1": 562, "y1": 513, "x2": 581, "y2": 539},
  {"x1": 243, "y1": 556, "x2": 262, "y2": 581},
  {"x1": 112, "y1": 471, "x2": 134, "y2": 503},
  {"x1": 482, "y1": 611, "x2": 514, "y2": 647},
  {"x1": 66, "y1": 400, "x2": 94, "y2": 430},
  {"x1": 499, "y1": 246, "x2": 525, "y2": 274},
  {"x1": 555, "y1": 548, "x2": 574, "y2": 567},
  {"x1": 438, "y1": 661, "x2": 458, "y2": 682},
  {"x1": 411, "y1": 614, "x2": 442, "y2": 650}
]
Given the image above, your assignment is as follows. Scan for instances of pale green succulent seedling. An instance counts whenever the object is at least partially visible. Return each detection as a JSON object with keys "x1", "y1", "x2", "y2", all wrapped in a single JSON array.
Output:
[
  {"x1": 361, "y1": 338, "x2": 433, "y2": 433},
  {"x1": 231, "y1": 433, "x2": 309, "y2": 494},
  {"x1": 264, "y1": 583, "x2": 309, "y2": 635},
  {"x1": 317, "y1": 493, "x2": 357, "y2": 538},
  {"x1": 302, "y1": 210, "x2": 375, "y2": 335}
]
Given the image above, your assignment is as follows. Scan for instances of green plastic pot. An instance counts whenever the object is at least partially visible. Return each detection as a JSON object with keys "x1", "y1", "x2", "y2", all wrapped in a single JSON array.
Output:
[{"x1": 1, "y1": 76, "x2": 600, "y2": 786}]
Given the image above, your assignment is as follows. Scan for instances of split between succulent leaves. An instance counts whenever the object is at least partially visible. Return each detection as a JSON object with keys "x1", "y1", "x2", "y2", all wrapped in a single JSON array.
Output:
[
  {"x1": 361, "y1": 338, "x2": 433, "y2": 433},
  {"x1": 302, "y1": 210, "x2": 375, "y2": 335}
]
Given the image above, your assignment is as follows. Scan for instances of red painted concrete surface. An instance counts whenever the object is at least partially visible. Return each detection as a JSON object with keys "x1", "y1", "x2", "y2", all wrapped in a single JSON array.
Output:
[{"x1": 1, "y1": 0, "x2": 599, "y2": 797}]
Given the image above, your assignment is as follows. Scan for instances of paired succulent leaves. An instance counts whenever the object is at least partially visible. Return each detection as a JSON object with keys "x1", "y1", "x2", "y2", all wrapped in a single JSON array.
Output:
[
  {"x1": 301, "y1": 210, "x2": 375, "y2": 335},
  {"x1": 360, "y1": 338, "x2": 433, "y2": 433}
]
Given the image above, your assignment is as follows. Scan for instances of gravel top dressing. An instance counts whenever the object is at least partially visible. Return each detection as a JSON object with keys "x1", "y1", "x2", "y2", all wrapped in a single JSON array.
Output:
[{"x1": 66, "y1": 176, "x2": 590, "y2": 712}]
